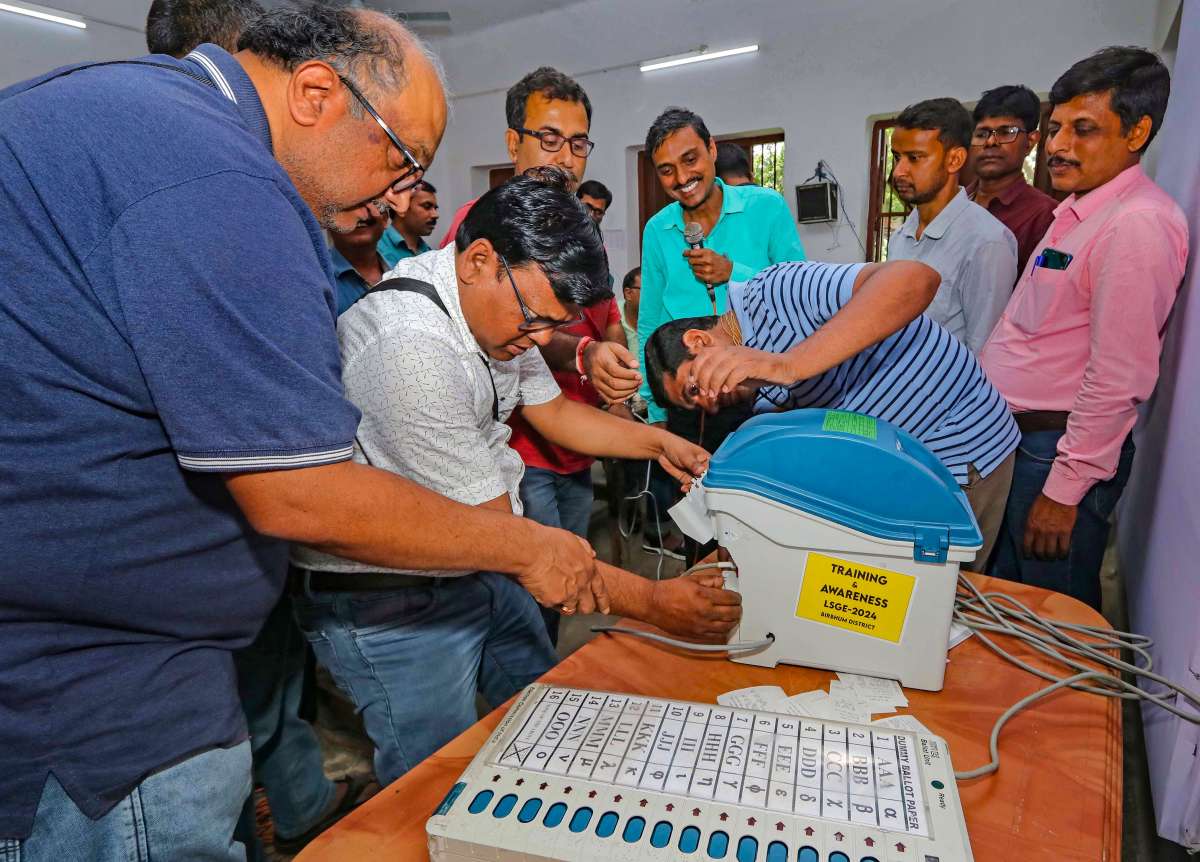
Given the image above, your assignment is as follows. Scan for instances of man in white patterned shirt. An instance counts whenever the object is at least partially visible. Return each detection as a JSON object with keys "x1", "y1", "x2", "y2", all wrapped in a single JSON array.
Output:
[{"x1": 291, "y1": 174, "x2": 742, "y2": 785}]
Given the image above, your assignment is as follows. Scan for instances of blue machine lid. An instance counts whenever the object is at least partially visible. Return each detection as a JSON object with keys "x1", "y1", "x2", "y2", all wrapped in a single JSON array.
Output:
[{"x1": 704, "y1": 409, "x2": 981, "y2": 561}]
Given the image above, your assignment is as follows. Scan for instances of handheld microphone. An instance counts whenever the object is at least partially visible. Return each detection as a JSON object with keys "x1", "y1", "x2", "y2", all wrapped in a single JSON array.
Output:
[{"x1": 684, "y1": 222, "x2": 716, "y2": 310}]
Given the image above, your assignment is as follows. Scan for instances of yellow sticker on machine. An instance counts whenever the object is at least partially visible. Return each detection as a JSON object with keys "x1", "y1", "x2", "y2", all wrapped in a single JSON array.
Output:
[{"x1": 794, "y1": 552, "x2": 916, "y2": 642}]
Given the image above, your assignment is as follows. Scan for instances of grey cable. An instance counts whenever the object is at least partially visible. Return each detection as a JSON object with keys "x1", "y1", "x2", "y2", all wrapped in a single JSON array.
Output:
[
  {"x1": 951, "y1": 573, "x2": 1200, "y2": 781},
  {"x1": 588, "y1": 625, "x2": 775, "y2": 653}
]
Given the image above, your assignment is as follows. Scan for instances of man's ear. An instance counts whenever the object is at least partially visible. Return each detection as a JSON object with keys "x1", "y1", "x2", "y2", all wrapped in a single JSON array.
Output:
[
  {"x1": 1026, "y1": 128, "x2": 1041, "y2": 154},
  {"x1": 682, "y1": 328, "x2": 715, "y2": 351},
  {"x1": 287, "y1": 60, "x2": 342, "y2": 129},
  {"x1": 460, "y1": 238, "x2": 495, "y2": 284},
  {"x1": 505, "y1": 128, "x2": 521, "y2": 165},
  {"x1": 945, "y1": 144, "x2": 968, "y2": 175},
  {"x1": 1126, "y1": 115, "x2": 1153, "y2": 153}
]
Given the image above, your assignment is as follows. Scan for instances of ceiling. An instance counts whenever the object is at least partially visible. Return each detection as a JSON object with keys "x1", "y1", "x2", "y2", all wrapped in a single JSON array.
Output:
[{"x1": 48, "y1": 0, "x2": 590, "y2": 37}]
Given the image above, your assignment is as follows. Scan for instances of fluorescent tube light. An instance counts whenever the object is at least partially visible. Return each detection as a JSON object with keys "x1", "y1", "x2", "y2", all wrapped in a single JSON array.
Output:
[
  {"x1": 0, "y1": 0, "x2": 86, "y2": 28},
  {"x1": 640, "y1": 44, "x2": 758, "y2": 73}
]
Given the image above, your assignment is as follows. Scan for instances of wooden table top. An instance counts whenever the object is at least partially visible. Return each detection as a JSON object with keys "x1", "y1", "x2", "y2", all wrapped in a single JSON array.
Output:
[{"x1": 297, "y1": 573, "x2": 1121, "y2": 862}]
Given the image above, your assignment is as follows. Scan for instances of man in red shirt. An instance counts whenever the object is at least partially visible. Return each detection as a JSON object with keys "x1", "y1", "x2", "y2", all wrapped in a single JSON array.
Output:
[
  {"x1": 981, "y1": 48, "x2": 1187, "y2": 608},
  {"x1": 966, "y1": 85, "x2": 1060, "y2": 276}
]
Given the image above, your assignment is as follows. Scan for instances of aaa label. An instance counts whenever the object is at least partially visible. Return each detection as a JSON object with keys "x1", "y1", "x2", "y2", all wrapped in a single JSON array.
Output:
[{"x1": 794, "y1": 552, "x2": 915, "y2": 642}]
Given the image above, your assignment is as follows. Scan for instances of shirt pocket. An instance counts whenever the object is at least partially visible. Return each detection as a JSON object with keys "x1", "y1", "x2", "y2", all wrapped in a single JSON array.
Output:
[{"x1": 1007, "y1": 266, "x2": 1078, "y2": 336}]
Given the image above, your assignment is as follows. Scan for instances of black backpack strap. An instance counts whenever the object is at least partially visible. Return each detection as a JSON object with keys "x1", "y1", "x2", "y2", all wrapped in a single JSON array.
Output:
[
  {"x1": 368, "y1": 276, "x2": 500, "y2": 422},
  {"x1": 369, "y1": 276, "x2": 450, "y2": 317}
]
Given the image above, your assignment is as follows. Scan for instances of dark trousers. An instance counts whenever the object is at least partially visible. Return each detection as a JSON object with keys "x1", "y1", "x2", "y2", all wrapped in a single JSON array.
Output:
[
  {"x1": 666, "y1": 403, "x2": 753, "y2": 564},
  {"x1": 988, "y1": 430, "x2": 1135, "y2": 610}
]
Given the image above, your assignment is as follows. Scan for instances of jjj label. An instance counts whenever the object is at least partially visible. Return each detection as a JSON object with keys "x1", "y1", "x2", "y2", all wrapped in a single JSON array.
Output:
[{"x1": 794, "y1": 552, "x2": 915, "y2": 642}]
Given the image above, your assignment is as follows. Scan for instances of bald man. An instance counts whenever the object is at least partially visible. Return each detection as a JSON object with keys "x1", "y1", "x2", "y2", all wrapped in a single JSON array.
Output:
[{"x1": 0, "y1": 5, "x2": 604, "y2": 857}]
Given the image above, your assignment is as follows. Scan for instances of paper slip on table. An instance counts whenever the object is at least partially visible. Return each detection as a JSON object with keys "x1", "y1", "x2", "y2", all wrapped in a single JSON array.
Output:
[{"x1": 296, "y1": 573, "x2": 1121, "y2": 862}]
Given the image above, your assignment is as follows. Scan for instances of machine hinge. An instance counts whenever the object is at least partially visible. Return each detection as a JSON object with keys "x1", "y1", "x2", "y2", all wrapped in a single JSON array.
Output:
[{"x1": 913, "y1": 527, "x2": 950, "y2": 564}]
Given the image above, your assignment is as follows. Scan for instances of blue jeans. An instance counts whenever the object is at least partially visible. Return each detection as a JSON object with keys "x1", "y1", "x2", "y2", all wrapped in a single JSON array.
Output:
[
  {"x1": 989, "y1": 430, "x2": 1135, "y2": 610},
  {"x1": 0, "y1": 742, "x2": 250, "y2": 861},
  {"x1": 292, "y1": 572, "x2": 556, "y2": 786},
  {"x1": 518, "y1": 465, "x2": 594, "y2": 643},
  {"x1": 232, "y1": 592, "x2": 334, "y2": 853}
]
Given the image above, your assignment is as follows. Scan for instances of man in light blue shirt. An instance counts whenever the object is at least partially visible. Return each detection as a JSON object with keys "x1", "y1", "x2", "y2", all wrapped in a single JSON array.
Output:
[
  {"x1": 886, "y1": 98, "x2": 1017, "y2": 353},
  {"x1": 377, "y1": 179, "x2": 438, "y2": 266},
  {"x1": 637, "y1": 108, "x2": 806, "y2": 426},
  {"x1": 329, "y1": 201, "x2": 389, "y2": 315}
]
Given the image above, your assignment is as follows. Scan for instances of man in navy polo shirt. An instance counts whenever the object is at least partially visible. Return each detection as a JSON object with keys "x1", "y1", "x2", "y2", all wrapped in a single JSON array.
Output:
[{"x1": 0, "y1": 6, "x2": 604, "y2": 858}]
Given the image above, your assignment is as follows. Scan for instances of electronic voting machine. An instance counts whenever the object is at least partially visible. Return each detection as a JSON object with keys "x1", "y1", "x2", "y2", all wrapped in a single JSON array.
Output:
[
  {"x1": 669, "y1": 409, "x2": 982, "y2": 691},
  {"x1": 427, "y1": 683, "x2": 974, "y2": 861}
]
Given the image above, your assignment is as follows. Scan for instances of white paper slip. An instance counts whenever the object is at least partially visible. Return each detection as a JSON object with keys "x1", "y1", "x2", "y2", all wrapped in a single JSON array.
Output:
[
  {"x1": 809, "y1": 692, "x2": 872, "y2": 725},
  {"x1": 835, "y1": 672, "x2": 909, "y2": 709},
  {"x1": 948, "y1": 621, "x2": 974, "y2": 649},
  {"x1": 872, "y1": 714, "x2": 934, "y2": 736},
  {"x1": 784, "y1": 689, "x2": 829, "y2": 717},
  {"x1": 717, "y1": 685, "x2": 788, "y2": 711}
]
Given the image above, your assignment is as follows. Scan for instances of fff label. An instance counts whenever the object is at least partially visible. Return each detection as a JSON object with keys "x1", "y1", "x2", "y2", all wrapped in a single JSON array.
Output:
[{"x1": 794, "y1": 552, "x2": 915, "y2": 642}]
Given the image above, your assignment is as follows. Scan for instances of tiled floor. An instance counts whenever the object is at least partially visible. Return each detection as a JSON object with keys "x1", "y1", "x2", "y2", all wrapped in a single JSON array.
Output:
[{"x1": 270, "y1": 492, "x2": 1190, "y2": 860}]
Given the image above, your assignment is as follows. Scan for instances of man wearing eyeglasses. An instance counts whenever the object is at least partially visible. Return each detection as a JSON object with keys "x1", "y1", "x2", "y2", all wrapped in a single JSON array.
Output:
[
  {"x1": 0, "y1": 6, "x2": 617, "y2": 857},
  {"x1": 291, "y1": 173, "x2": 742, "y2": 786},
  {"x1": 966, "y1": 85, "x2": 1059, "y2": 275},
  {"x1": 887, "y1": 98, "x2": 1018, "y2": 355}
]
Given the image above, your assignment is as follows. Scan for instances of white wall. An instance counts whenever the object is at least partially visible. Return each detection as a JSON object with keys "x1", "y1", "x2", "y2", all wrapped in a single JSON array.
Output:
[
  {"x1": 0, "y1": 11, "x2": 146, "y2": 90},
  {"x1": 425, "y1": 0, "x2": 1154, "y2": 277}
]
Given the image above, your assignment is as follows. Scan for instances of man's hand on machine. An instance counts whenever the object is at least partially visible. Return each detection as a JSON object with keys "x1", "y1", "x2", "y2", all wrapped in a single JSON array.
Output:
[
  {"x1": 688, "y1": 344, "x2": 792, "y2": 399},
  {"x1": 582, "y1": 340, "x2": 642, "y2": 404},
  {"x1": 514, "y1": 526, "x2": 610, "y2": 615},
  {"x1": 647, "y1": 572, "x2": 742, "y2": 643},
  {"x1": 652, "y1": 430, "x2": 710, "y2": 492}
]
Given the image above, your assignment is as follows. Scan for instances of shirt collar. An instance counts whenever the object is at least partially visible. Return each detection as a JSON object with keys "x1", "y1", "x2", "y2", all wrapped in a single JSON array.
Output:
[
  {"x1": 184, "y1": 44, "x2": 272, "y2": 152},
  {"x1": 966, "y1": 176, "x2": 1029, "y2": 207},
  {"x1": 1062, "y1": 162, "x2": 1146, "y2": 222},
  {"x1": 327, "y1": 245, "x2": 357, "y2": 279},
  {"x1": 919, "y1": 186, "x2": 971, "y2": 239},
  {"x1": 663, "y1": 178, "x2": 743, "y2": 232}
]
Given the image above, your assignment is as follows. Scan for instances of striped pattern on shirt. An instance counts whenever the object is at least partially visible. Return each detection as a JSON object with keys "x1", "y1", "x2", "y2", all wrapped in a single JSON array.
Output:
[{"x1": 732, "y1": 261, "x2": 1019, "y2": 482}]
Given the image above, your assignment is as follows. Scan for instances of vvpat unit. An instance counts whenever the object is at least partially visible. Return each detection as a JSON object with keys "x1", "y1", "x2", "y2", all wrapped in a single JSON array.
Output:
[{"x1": 671, "y1": 409, "x2": 981, "y2": 691}]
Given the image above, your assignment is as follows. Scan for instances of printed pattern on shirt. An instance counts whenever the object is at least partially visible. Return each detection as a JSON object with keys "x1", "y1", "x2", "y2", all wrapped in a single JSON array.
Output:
[{"x1": 737, "y1": 261, "x2": 1019, "y2": 481}]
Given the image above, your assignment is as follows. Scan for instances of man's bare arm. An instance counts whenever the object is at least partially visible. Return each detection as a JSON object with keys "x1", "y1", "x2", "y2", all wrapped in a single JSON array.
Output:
[
  {"x1": 596, "y1": 561, "x2": 741, "y2": 643},
  {"x1": 225, "y1": 460, "x2": 600, "y2": 608}
]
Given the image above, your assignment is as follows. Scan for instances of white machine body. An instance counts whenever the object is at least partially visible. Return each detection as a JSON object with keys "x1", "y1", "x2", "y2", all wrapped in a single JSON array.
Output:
[{"x1": 671, "y1": 410, "x2": 983, "y2": 692}]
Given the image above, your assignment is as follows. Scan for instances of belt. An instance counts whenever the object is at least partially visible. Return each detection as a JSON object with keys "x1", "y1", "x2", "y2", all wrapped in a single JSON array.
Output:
[
  {"x1": 1015, "y1": 410, "x2": 1070, "y2": 433},
  {"x1": 288, "y1": 567, "x2": 436, "y2": 594}
]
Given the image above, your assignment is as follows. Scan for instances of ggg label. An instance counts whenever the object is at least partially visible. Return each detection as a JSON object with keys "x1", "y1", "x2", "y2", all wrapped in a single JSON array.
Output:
[{"x1": 794, "y1": 552, "x2": 915, "y2": 642}]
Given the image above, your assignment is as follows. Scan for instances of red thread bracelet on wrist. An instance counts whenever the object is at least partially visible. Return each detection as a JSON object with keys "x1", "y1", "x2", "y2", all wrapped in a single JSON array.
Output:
[{"x1": 575, "y1": 335, "x2": 594, "y2": 379}]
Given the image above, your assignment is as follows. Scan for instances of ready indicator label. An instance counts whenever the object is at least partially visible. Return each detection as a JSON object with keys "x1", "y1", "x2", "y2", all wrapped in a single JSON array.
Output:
[{"x1": 794, "y1": 552, "x2": 915, "y2": 642}]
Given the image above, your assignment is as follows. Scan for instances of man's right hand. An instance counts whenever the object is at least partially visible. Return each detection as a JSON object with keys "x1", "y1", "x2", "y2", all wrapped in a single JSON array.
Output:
[
  {"x1": 514, "y1": 525, "x2": 609, "y2": 615},
  {"x1": 583, "y1": 340, "x2": 643, "y2": 404},
  {"x1": 646, "y1": 572, "x2": 742, "y2": 643}
]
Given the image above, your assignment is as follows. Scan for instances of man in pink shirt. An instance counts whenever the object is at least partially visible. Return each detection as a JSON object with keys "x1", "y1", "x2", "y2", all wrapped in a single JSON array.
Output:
[{"x1": 981, "y1": 47, "x2": 1187, "y2": 608}]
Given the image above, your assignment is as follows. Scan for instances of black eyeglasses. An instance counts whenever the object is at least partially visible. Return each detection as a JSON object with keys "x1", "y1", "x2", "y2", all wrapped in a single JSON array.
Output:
[
  {"x1": 339, "y1": 75, "x2": 427, "y2": 194},
  {"x1": 971, "y1": 125, "x2": 1026, "y2": 146},
  {"x1": 498, "y1": 254, "x2": 584, "y2": 332},
  {"x1": 510, "y1": 126, "x2": 596, "y2": 158}
]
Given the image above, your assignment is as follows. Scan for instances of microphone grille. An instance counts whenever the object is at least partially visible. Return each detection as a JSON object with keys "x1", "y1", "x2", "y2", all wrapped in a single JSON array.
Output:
[{"x1": 684, "y1": 222, "x2": 704, "y2": 244}]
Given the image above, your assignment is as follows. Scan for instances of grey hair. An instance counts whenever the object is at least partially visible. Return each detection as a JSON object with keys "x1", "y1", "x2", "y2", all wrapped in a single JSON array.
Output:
[{"x1": 237, "y1": 3, "x2": 447, "y2": 114}]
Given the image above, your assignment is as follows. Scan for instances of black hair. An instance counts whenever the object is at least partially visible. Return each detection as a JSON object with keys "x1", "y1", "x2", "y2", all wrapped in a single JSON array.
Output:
[
  {"x1": 237, "y1": 4, "x2": 416, "y2": 101},
  {"x1": 622, "y1": 266, "x2": 641, "y2": 292},
  {"x1": 644, "y1": 316, "x2": 719, "y2": 408},
  {"x1": 715, "y1": 142, "x2": 753, "y2": 181},
  {"x1": 1050, "y1": 46, "x2": 1170, "y2": 151},
  {"x1": 505, "y1": 66, "x2": 592, "y2": 130},
  {"x1": 146, "y1": 0, "x2": 263, "y2": 57},
  {"x1": 413, "y1": 179, "x2": 437, "y2": 194},
  {"x1": 973, "y1": 85, "x2": 1042, "y2": 133},
  {"x1": 645, "y1": 107, "x2": 711, "y2": 160},
  {"x1": 576, "y1": 179, "x2": 612, "y2": 208},
  {"x1": 894, "y1": 97, "x2": 973, "y2": 151},
  {"x1": 456, "y1": 168, "x2": 610, "y2": 307}
]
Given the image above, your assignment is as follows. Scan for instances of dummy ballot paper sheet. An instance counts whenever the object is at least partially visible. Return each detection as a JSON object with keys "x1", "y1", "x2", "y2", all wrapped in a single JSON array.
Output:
[{"x1": 493, "y1": 686, "x2": 929, "y2": 836}]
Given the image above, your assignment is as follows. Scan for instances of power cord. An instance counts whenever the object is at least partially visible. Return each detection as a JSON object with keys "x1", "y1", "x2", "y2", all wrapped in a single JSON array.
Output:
[{"x1": 950, "y1": 573, "x2": 1200, "y2": 780}]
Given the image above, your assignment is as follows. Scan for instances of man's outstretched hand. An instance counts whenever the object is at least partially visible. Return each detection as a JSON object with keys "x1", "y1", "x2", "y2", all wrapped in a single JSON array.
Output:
[{"x1": 645, "y1": 572, "x2": 742, "y2": 643}]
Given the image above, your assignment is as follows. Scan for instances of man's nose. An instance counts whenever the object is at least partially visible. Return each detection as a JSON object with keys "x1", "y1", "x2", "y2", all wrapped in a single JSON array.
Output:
[
  {"x1": 529, "y1": 329, "x2": 555, "y2": 348},
  {"x1": 383, "y1": 186, "x2": 414, "y2": 216}
]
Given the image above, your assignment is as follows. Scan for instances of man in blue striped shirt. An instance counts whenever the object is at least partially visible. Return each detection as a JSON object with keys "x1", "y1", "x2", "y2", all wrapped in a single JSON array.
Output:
[{"x1": 644, "y1": 259, "x2": 1019, "y2": 569}]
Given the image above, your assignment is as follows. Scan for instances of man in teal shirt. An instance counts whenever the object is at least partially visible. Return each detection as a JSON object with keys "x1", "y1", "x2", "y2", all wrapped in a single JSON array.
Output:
[
  {"x1": 377, "y1": 179, "x2": 438, "y2": 266},
  {"x1": 637, "y1": 107, "x2": 806, "y2": 426}
]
